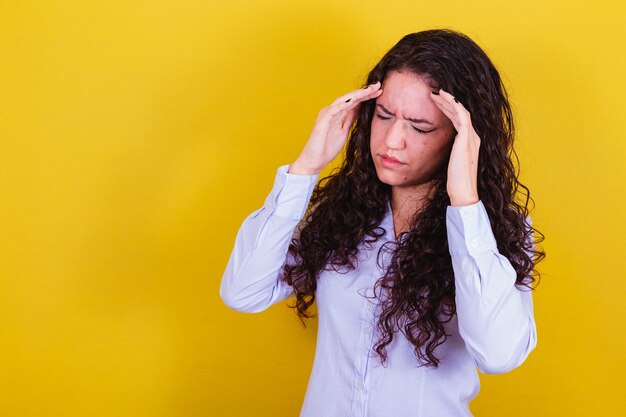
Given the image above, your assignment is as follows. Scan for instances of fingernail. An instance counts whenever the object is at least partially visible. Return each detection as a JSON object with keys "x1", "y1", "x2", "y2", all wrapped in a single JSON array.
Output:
[
  {"x1": 454, "y1": 97, "x2": 459, "y2": 103},
  {"x1": 345, "y1": 98, "x2": 351, "y2": 103}
]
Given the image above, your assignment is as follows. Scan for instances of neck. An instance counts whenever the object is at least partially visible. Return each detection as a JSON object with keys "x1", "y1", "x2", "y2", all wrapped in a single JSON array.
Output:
[{"x1": 390, "y1": 182, "x2": 434, "y2": 237}]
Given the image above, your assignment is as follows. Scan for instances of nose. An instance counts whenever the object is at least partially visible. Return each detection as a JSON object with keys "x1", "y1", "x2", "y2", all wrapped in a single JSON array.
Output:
[{"x1": 384, "y1": 120, "x2": 406, "y2": 150}]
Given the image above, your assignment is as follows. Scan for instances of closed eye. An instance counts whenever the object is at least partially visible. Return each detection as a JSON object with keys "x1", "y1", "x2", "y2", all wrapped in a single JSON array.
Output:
[{"x1": 375, "y1": 114, "x2": 434, "y2": 134}]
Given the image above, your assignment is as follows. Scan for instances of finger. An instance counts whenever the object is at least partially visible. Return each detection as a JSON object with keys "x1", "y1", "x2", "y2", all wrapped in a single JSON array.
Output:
[
  {"x1": 341, "y1": 103, "x2": 360, "y2": 131},
  {"x1": 431, "y1": 90, "x2": 472, "y2": 133},
  {"x1": 431, "y1": 96, "x2": 460, "y2": 129},
  {"x1": 430, "y1": 90, "x2": 458, "y2": 114},
  {"x1": 332, "y1": 81, "x2": 381, "y2": 105},
  {"x1": 331, "y1": 101, "x2": 360, "y2": 133},
  {"x1": 340, "y1": 87, "x2": 383, "y2": 110},
  {"x1": 328, "y1": 87, "x2": 382, "y2": 117},
  {"x1": 330, "y1": 81, "x2": 382, "y2": 106},
  {"x1": 437, "y1": 89, "x2": 471, "y2": 124}
]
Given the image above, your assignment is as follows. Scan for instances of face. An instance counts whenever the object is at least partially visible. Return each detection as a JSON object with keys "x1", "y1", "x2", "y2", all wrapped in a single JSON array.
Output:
[{"x1": 370, "y1": 70, "x2": 455, "y2": 191}]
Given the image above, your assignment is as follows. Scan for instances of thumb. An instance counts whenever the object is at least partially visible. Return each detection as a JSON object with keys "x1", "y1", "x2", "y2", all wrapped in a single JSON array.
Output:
[{"x1": 341, "y1": 104, "x2": 360, "y2": 131}]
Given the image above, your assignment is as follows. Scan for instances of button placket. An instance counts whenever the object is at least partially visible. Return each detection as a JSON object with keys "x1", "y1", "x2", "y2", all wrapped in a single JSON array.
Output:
[{"x1": 351, "y1": 282, "x2": 380, "y2": 417}]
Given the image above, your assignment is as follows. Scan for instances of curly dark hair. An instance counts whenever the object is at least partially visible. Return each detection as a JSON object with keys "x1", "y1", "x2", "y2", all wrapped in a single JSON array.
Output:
[{"x1": 281, "y1": 28, "x2": 545, "y2": 368}]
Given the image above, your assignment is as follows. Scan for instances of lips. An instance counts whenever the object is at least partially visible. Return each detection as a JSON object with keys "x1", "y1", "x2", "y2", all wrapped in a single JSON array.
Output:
[
  {"x1": 382, "y1": 154, "x2": 402, "y2": 164},
  {"x1": 380, "y1": 155, "x2": 404, "y2": 168}
]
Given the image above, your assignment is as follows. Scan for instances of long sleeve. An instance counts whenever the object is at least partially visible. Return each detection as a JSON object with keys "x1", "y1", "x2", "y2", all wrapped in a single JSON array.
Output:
[
  {"x1": 220, "y1": 165, "x2": 319, "y2": 313},
  {"x1": 446, "y1": 200, "x2": 537, "y2": 374}
]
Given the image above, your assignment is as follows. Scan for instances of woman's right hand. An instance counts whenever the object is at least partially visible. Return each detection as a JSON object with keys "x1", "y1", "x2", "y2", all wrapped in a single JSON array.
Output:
[{"x1": 289, "y1": 81, "x2": 383, "y2": 175}]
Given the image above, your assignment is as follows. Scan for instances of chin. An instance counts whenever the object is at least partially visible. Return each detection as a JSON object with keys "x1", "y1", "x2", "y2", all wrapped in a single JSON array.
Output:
[
  {"x1": 373, "y1": 166, "x2": 405, "y2": 186},
  {"x1": 373, "y1": 165, "x2": 431, "y2": 189}
]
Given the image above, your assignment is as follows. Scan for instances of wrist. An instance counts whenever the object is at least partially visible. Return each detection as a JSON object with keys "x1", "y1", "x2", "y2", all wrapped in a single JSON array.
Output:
[
  {"x1": 449, "y1": 195, "x2": 480, "y2": 207},
  {"x1": 289, "y1": 160, "x2": 322, "y2": 175}
]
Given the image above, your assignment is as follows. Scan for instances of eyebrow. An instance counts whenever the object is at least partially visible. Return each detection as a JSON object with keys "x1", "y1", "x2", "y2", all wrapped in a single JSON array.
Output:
[{"x1": 376, "y1": 103, "x2": 434, "y2": 125}]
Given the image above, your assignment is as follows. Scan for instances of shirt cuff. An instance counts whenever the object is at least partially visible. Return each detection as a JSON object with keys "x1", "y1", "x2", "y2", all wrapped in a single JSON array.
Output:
[
  {"x1": 270, "y1": 165, "x2": 319, "y2": 219},
  {"x1": 446, "y1": 200, "x2": 498, "y2": 256}
]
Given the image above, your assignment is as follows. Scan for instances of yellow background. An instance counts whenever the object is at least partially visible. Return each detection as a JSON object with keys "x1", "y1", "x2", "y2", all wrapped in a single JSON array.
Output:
[{"x1": 1, "y1": 1, "x2": 625, "y2": 416}]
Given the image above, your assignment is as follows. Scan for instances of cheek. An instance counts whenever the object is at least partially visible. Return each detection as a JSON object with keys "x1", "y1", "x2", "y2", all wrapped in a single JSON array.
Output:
[
  {"x1": 409, "y1": 140, "x2": 433, "y2": 156},
  {"x1": 409, "y1": 136, "x2": 452, "y2": 161},
  {"x1": 369, "y1": 130, "x2": 385, "y2": 154},
  {"x1": 369, "y1": 122, "x2": 382, "y2": 142}
]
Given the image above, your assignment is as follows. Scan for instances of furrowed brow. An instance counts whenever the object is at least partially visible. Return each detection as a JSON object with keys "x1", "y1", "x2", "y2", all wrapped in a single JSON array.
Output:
[{"x1": 376, "y1": 103, "x2": 434, "y2": 125}]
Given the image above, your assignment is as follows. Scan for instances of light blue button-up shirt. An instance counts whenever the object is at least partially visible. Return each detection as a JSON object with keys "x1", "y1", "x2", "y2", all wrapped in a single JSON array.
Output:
[{"x1": 220, "y1": 165, "x2": 537, "y2": 417}]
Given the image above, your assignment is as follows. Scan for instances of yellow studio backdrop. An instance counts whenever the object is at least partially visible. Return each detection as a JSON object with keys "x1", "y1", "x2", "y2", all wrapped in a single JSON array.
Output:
[{"x1": 1, "y1": 0, "x2": 624, "y2": 416}]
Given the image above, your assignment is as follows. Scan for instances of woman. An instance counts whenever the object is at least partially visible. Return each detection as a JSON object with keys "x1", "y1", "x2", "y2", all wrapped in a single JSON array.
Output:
[{"x1": 221, "y1": 28, "x2": 545, "y2": 417}]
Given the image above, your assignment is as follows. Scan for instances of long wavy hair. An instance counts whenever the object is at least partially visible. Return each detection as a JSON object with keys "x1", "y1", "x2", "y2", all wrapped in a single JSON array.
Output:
[{"x1": 281, "y1": 29, "x2": 545, "y2": 368}]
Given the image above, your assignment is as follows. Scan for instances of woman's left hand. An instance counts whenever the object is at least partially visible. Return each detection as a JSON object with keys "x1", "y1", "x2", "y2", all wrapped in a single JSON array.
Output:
[{"x1": 430, "y1": 88, "x2": 481, "y2": 206}]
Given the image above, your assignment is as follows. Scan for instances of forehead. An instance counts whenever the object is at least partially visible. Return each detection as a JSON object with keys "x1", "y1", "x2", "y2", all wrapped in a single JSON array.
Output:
[{"x1": 377, "y1": 70, "x2": 440, "y2": 118}]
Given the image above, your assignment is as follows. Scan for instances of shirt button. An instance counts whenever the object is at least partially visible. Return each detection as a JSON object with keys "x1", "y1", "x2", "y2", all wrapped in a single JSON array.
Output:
[{"x1": 470, "y1": 238, "x2": 479, "y2": 248}]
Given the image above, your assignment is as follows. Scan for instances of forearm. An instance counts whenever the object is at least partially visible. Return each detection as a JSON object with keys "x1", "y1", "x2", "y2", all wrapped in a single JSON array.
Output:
[
  {"x1": 447, "y1": 201, "x2": 537, "y2": 374},
  {"x1": 220, "y1": 165, "x2": 318, "y2": 313}
]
